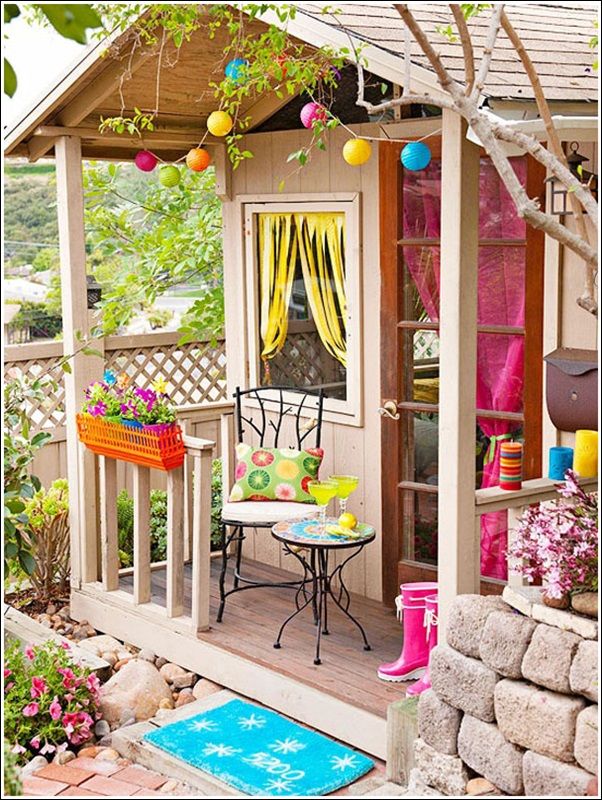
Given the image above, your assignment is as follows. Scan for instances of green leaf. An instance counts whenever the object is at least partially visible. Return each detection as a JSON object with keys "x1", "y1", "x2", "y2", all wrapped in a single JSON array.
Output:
[
  {"x1": 4, "y1": 542, "x2": 18, "y2": 558},
  {"x1": 61, "y1": 361, "x2": 72, "y2": 374},
  {"x1": 37, "y1": 3, "x2": 103, "y2": 45},
  {"x1": 4, "y1": 58, "x2": 17, "y2": 97},
  {"x1": 18, "y1": 550, "x2": 37, "y2": 575},
  {"x1": 3, "y1": 4, "x2": 20, "y2": 24}
]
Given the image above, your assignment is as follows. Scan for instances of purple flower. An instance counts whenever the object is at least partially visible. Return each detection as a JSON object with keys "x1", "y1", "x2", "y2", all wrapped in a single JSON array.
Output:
[{"x1": 89, "y1": 401, "x2": 107, "y2": 417}]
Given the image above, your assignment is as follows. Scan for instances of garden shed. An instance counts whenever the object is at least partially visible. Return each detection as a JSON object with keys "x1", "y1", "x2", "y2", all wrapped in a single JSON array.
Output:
[{"x1": 4, "y1": 2, "x2": 598, "y2": 761}]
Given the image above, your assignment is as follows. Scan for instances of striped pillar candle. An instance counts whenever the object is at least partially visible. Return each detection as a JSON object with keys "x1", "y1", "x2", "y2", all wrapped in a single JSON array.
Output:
[{"x1": 499, "y1": 441, "x2": 523, "y2": 490}]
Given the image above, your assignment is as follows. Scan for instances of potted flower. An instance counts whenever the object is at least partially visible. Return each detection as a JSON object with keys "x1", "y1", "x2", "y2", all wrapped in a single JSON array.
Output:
[
  {"x1": 81, "y1": 373, "x2": 125, "y2": 422},
  {"x1": 507, "y1": 470, "x2": 598, "y2": 610},
  {"x1": 119, "y1": 379, "x2": 177, "y2": 434}
]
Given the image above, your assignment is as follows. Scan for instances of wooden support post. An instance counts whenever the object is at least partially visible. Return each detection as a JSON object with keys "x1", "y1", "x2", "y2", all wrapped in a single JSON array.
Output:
[
  {"x1": 55, "y1": 135, "x2": 100, "y2": 589},
  {"x1": 437, "y1": 110, "x2": 480, "y2": 636},
  {"x1": 191, "y1": 450, "x2": 213, "y2": 632},
  {"x1": 99, "y1": 457, "x2": 118, "y2": 591},
  {"x1": 386, "y1": 697, "x2": 418, "y2": 785},
  {"x1": 133, "y1": 465, "x2": 151, "y2": 604},
  {"x1": 167, "y1": 466, "x2": 185, "y2": 617}
]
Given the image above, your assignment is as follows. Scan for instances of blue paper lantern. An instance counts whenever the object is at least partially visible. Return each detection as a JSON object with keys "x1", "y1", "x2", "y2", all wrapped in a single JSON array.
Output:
[
  {"x1": 225, "y1": 58, "x2": 249, "y2": 84},
  {"x1": 401, "y1": 141, "x2": 432, "y2": 171}
]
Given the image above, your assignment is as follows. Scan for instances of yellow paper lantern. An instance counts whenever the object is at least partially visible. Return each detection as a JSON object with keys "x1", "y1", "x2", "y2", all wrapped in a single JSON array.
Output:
[
  {"x1": 342, "y1": 138, "x2": 372, "y2": 166},
  {"x1": 207, "y1": 110, "x2": 233, "y2": 137}
]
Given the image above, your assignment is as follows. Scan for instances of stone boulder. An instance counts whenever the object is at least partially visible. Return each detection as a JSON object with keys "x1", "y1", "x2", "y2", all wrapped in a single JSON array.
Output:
[
  {"x1": 79, "y1": 634, "x2": 123, "y2": 657},
  {"x1": 99, "y1": 660, "x2": 173, "y2": 728}
]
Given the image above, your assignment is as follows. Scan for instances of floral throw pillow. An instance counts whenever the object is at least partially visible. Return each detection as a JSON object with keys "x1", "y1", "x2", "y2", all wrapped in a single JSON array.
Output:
[{"x1": 229, "y1": 443, "x2": 324, "y2": 503}]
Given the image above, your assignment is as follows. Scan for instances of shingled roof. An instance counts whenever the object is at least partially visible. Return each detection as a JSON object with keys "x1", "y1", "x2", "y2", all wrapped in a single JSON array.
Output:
[{"x1": 297, "y1": 2, "x2": 598, "y2": 103}]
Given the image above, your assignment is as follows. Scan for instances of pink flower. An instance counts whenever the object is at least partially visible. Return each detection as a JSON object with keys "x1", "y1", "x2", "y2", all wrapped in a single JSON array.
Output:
[
  {"x1": 58, "y1": 667, "x2": 82, "y2": 690},
  {"x1": 62, "y1": 711, "x2": 94, "y2": 745},
  {"x1": 11, "y1": 744, "x2": 26, "y2": 755},
  {"x1": 49, "y1": 696, "x2": 62, "y2": 720},
  {"x1": 24, "y1": 645, "x2": 35, "y2": 661},
  {"x1": 60, "y1": 641, "x2": 71, "y2": 650},
  {"x1": 5, "y1": 681, "x2": 14, "y2": 692},
  {"x1": 86, "y1": 673, "x2": 101, "y2": 695},
  {"x1": 23, "y1": 702, "x2": 39, "y2": 717},
  {"x1": 4, "y1": 668, "x2": 11, "y2": 679},
  {"x1": 40, "y1": 741, "x2": 57, "y2": 755},
  {"x1": 31, "y1": 676, "x2": 48, "y2": 698},
  {"x1": 30, "y1": 737, "x2": 41, "y2": 750}
]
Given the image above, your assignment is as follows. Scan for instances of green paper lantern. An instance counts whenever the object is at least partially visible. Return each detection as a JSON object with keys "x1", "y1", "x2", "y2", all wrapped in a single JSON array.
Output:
[{"x1": 159, "y1": 165, "x2": 181, "y2": 188}]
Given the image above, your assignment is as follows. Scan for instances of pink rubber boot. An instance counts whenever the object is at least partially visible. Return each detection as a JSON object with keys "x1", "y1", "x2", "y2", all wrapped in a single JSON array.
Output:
[
  {"x1": 377, "y1": 582, "x2": 437, "y2": 682},
  {"x1": 406, "y1": 592, "x2": 438, "y2": 696}
]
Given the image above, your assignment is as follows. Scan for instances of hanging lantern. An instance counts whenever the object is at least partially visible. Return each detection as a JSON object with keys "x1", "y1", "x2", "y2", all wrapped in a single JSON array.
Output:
[
  {"x1": 545, "y1": 141, "x2": 598, "y2": 215},
  {"x1": 159, "y1": 165, "x2": 181, "y2": 188},
  {"x1": 401, "y1": 141, "x2": 432, "y2": 171},
  {"x1": 186, "y1": 148, "x2": 211, "y2": 172},
  {"x1": 207, "y1": 110, "x2": 234, "y2": 137},
  {"x1": 86, "y1": 275, "x2": 102, "y2": 309},
  {"x1": 300, "y1": 102, "x2": 326, "y2": 129},
  {"x1": 225, "y1": 58, "x2": 249, "y2": 83},
  {"x1": 134, "y1": 150, "x2": 158, "y2": 172},
  {"x1": 342, "y1": 138, "x2": 372, "y2": 166}
]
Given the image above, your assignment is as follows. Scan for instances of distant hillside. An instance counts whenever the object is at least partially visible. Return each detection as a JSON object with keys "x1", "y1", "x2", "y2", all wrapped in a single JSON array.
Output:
[{"x1": 4, "y1": 163, "x2": 58, "y2": 268}]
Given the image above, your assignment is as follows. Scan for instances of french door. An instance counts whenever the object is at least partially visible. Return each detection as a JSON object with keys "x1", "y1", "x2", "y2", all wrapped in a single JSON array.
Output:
[{"x1": 379, "y1": 138, "x2": 545, "y2": 604}]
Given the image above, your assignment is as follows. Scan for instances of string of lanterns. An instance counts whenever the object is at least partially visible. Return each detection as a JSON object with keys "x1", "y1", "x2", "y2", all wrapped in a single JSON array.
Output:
[{"x1": 134, "y1": 58, "x2": 433, "y2": 184}]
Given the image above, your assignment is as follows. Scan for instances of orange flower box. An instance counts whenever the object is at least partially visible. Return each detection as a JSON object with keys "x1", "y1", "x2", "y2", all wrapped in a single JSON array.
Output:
[{"x1": 76, "y1": 414, "x2": 185, "y2": 471}]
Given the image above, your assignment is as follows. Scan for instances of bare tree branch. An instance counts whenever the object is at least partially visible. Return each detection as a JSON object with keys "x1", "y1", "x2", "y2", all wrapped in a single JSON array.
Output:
[
  {"x1": 450, "y1": 4, "x2": 475, "y2": 93},
  {"x1": 471, "y1": 4, "x2": 505, "y2": 100}
]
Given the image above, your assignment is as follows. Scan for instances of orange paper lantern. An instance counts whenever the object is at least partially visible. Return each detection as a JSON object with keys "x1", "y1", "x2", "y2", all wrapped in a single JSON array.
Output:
[{"x1": 186, "y1": 148, "x2": 211, "y2": 172}]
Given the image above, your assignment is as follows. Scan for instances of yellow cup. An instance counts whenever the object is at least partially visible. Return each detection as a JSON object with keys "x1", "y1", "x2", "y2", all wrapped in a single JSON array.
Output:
[{"x1": 573, "y1": 429, "x2": 598, "y2": 478}]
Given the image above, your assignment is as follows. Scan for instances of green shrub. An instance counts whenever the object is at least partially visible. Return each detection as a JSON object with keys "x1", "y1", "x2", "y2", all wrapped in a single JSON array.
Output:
[
  {"x1": 4, "y1": 640, "x2": 101, "y2": 763},
  {"x1": 3, "y1": 740, "x2": 22, "y2": 796}
]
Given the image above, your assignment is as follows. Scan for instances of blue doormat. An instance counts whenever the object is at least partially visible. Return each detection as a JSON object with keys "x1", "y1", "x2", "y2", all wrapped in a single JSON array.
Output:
[{"x1": 144, "y1": 698, "x2": 374, "y2": 796}]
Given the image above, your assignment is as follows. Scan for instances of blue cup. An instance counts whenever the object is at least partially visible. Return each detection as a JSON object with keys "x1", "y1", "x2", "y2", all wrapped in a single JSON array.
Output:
[{"x1": 548, "y1": 446, "x2": 574, "y2": 480}]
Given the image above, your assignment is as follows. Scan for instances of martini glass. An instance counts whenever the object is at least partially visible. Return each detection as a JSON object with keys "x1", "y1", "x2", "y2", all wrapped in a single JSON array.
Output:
[
  {"x1": 308, "y1": 480, "x2": 338, "y2": 532},
  {"x1": 329, "y1": 475, "x2": 359, "y2": 515}
]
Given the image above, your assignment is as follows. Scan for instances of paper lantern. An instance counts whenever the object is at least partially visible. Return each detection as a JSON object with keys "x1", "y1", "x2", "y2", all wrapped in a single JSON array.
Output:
[
  {"x1": 300, "y1": 102, "x2": 326, "y2": 129},
  {"x1": 186, "y1": 148, "x2": 211, "y2": 172},
  {"x1": 207, "y1": 110, "x2": 233, "y2": 137},
  {"x1": 225, "y1": 58, "x2": 248, "y2": 83},
  {"x1": 134, "y1": 150, "x2": 158, "y2": 172},
  {"x1": 401, "y1": 141, "x2": 432, "y2": 171},
  {"x1": 159, "y1": 165, "x2": 181, "y2": 188},
  {"x1": 342, "y1": 138, "x2": 372, "y2": 166}
]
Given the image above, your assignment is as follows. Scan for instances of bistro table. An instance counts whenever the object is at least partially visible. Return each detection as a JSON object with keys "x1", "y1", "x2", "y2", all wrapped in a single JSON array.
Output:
[{"x1": 271, "y1": 517, "x2": 376, "y2": 665}]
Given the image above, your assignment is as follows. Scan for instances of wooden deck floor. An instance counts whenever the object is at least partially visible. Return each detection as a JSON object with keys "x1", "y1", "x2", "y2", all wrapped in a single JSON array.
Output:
[{"x1": 120, "y1": 558, "x2": 406, "y2": 720}]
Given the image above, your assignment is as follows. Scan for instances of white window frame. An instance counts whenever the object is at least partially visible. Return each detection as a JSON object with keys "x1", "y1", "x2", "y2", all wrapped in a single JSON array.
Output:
[{"x1": 242, "y1": 192, "x2": 363, "y2": 426}]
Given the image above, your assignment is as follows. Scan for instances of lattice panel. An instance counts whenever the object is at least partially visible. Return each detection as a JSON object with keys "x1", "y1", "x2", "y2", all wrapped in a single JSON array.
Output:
[
  {"x1": 4, "y1": 357, "x2": 66, "y2": 431},
  {"x1": 104, "y1": 339, "x2": 227, "y2": 405},
  {"x1": 414, "y1": 330, "x2": 439, "y2": 361},
  {"x1": 270, "y1": 331, "x2": 346, "y2": 390}
]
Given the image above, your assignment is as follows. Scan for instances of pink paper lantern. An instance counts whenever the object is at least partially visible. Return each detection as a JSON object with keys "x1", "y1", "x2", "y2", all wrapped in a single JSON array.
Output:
[
  {"x1": 134, "y1": 150, "x2": 158, "y2": 172},
  {"x1": 300, "y1": 102, "x2": 326, "y2": 129}
]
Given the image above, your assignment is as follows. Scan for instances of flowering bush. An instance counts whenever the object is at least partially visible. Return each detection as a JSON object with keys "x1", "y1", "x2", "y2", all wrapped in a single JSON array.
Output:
[
  {"x1": 81, "y1": 371, "x2": 176, "y2": 425},
  {"x1": 4, "y1": 640, "x2": 101, "y2": 762},
  {"x1": 507, "y1": 470, "x2": 598, "y2": 599}
]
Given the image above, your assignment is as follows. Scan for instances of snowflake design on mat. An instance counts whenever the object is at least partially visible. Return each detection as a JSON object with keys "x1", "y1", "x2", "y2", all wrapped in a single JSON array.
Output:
[
  {"x1": 238, "y1": 713, "x2": 266, "y2": 730},
  {"x1": 330, "y1": 754, "x2": 359, "y2": 771},
  {"x1": 264, "y1": 777, "x2": 294, "y2": 794},
  {"x1": 189, "y1": 719, "x2": 218, "y2": 733},
  {"x1": 268, "y1": 737, "x2": 306, "y2": 755},
  {"x1": 202, "y1": 743, "x2": 241, "y2": 758}
]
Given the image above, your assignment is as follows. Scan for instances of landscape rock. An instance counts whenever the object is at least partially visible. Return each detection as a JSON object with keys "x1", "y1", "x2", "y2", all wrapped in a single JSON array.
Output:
[
  {"x1": 465, "y1": 777, "x2": 499, "y2": 795},
  {"x1": 192, "y1": 678, "x2": 223, "y2": 700},
  {"x1": 479, "y1": 610, "x2": 537, "y2": 679},
  {"x1": 79, "y1": 635, "x2": 123, "y2": 657},
  {"x1": 523, "y1": 750, "x2": 593, "y2": 796},
  {"x1": 99, "y1": 660, "x2": 173, "y2": 728},
  {"x1": 21, "y1": 756, "x2": 49, "y2": 776},
  {"x1": 569, "y1": 640, "x2": 599, "y2": 702},
  {"x1": 430, "y1": 645, "x2": 499, "y2": 722},
  {"x1": 406, "y1": 768, "x2": 444, "y2": 797},
  {"x1": 458, "y1": 714, "x2": 524, "y2": 795},
  {"x1": 138, "y1": 648, "x2": 156, "y2": 662},
  {"x1": 494, "y1": 678, "x2": 586, "y2": 762},
  {"x1": 574, "y1": 705, "x2": 598, "y2": 774},
  {"x1": 417, "y1": 689, "x2": 462, "y2": 755},
  {"x1": 159, "y1": 697, "x2": 173, "y2": 709},
  {"x1": 94, "y1": 720, "x2": 111, "y2": 738},
  {"x1": 531, "y1": 601, "x2": 598, "y2": 640},
  {"x1": 521, "y1": 624, "x2": 582, "y2": 693},
  {"x1": 446, "y1": 594, "x2": 509, "y2": 659},
  {"x1": 414, "y1": 738, "x2": 469, "y2": 796},
  {"x1": 155, "y1": 656, "x2": 168, "y2": 669},
  {"x1": 159, "y1": 662, "x2": 188, "y2": 683},
  {"x1": 172, "y1": 672, "x2": 196, "y2": 689},
  {"x1": 119, "y1": 707, "x2": 136, "y2": 727},
  {"x1": 175, "y1": 688, "x2": 195, "y2": 707},
  {"x1": 53, "y1": 751, "x2": 76, "y2": 765},
  {"x1": 95, "y1": 748, "x2": 120, "y2": 762},
  {"x1": 571, "y1": 592, "x2": 598, "y2": 619}
]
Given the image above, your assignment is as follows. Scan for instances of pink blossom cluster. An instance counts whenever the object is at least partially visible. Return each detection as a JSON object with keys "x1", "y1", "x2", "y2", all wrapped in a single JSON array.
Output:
[{"x1": 507, "y1": 470, "x2": 598, "y2": 598}]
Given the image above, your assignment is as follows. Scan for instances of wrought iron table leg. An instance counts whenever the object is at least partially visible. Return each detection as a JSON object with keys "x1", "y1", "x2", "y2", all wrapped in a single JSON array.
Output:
[
  {"x1": 320, "y1": 549, "x2": 329, "y2": 636},
  {"x1": 216, "y1": 523, "x2": 230, "y2": 623}
]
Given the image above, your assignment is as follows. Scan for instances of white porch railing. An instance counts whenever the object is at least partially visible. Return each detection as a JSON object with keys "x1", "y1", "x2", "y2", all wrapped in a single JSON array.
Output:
[{"x1": 475, "y1": 476, "x2": 598, "y2": 588}]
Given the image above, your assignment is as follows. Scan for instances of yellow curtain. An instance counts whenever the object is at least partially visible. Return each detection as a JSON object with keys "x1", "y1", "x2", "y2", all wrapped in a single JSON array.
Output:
[
  {"x1": 258, "y1": 213, "x2": 297, "y2": 361},
  {"x1": 295, "y1": 212, "x2": 347, "y2": 367}
]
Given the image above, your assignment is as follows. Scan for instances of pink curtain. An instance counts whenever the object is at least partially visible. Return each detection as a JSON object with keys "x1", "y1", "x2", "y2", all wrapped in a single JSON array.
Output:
[{"x1": 402, "y1": 157, "x2": 527, "y2": 580}]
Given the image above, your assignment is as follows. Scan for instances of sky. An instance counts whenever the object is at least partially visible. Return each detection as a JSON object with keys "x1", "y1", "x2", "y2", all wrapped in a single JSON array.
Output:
[{"x1": 4, "y1": 15, "x2": 86, "y2": 127}]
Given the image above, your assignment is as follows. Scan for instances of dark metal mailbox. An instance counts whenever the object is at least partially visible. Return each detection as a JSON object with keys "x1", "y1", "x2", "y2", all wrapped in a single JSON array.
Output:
[{"x1": 544, "y1": 348, "x2": 598, "y2": 432}]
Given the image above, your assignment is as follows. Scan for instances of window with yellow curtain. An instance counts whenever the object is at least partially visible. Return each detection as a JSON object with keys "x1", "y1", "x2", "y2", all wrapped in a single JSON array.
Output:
[{"x1": 256, "y1": 210, "x2": 347, "y2": 401}]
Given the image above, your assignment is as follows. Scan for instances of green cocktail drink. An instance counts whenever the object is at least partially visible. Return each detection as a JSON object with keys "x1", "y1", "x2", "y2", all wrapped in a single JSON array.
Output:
[
  {"x1": 329, "y1": 475, "x2": 359, "y2": 514},
  {"x1": 308, "y1": 480, "x2": 338, "y2": 531}
]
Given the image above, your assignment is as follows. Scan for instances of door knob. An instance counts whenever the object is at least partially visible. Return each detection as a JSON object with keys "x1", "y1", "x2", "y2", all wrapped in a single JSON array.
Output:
[{"x1": 378, "y1": 400, "x2": 400, "y2": 420}]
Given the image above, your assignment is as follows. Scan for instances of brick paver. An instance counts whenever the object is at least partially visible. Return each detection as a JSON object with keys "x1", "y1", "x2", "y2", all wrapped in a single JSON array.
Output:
[
  {"x1": 65, "y1": 757, "x2": 121, "y2": 776},
  {"x1": 115, "y1": 765, "x2": 168, "y2": 790},
  {"x1": 77, "y1": 774, "x2": 140, "y2": 796},
  {"x1": 22, "y1": 775, "x2": 69, "y2": 796},
  {"x1": 58, "y1": 787, "x2": 102, "y2": 797},
  {"x1": 36, "y1": 763, "x2": 95, "y2": 786}
]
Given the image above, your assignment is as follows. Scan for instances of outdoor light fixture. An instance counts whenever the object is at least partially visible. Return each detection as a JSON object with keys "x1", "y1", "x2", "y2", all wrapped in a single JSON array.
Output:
[
  {"x1": 86, "y1": 275, "x2": 103, "y2": 309},
  {"x1": 546, "y1": 141, "x2": 598, "y2": 216}
]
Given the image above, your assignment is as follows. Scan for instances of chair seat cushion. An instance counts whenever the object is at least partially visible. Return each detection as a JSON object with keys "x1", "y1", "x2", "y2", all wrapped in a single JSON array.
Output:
[
  {"x1": 221, "y1": 501, "x2": 317, "y2": 525},
  {"x1": 229, "y1": 444, "x2": 323, "y2": 503}
]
